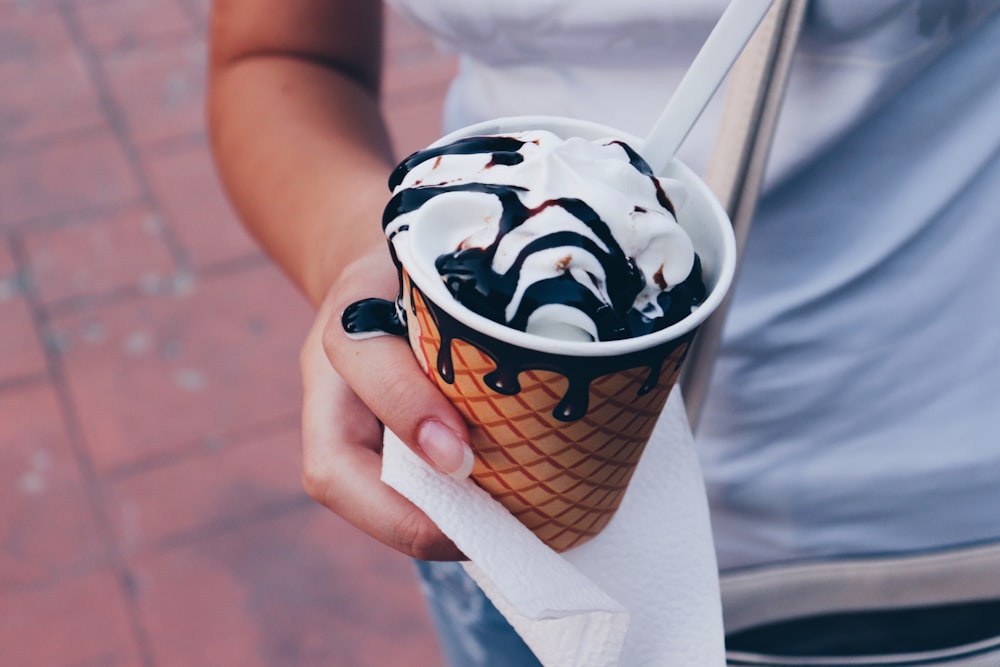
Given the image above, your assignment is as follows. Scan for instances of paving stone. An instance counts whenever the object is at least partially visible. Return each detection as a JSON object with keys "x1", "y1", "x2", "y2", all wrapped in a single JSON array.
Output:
[
  {"x1": 0, "y1": 4, "x2": 456, "y2": 663},
  {"x1": 0, "y1": 242, "x2": 47, "y2": 381},
  {"x1": 22, "y1": 203, "x2": 177, "y2": 306},
  {"x1": 142, "y1": 141, "x2": 260, "y2": 267},
  {"x1": 0, "y1": 238, "x2": 14, "y2": 274},
  {"x1": 381, "y1": 7, "x2": 457, "y2": 158},
  {"x1": 100, "y1": 39, "x2": 207, "y2": 146},
  {"x1": 0, "y1": 383, "x2": 107, "y2": 590},
  {"x1": 108, "y1": 423, "x2": 305, "y2": 556},
  {"x1": 0, "y1": 129, "x2": 141, "y2": 228},
  {"x1": 384, "y1": 91, "x2": 452, "y2": 161},
  {"x1": 384, "y1": 4, "x2": 438, "y2": 57},
  {"x1": 132, "y1": 507, "x2": 444, "y2": 667},
  {"x1": 0, "y1": 2, "x2": 105, "y2": 147},
  {"x1": 74, "y1": 0, "x2": 196, "y2": 53},
  {"x1": 177, "y1": 0, "x2": 210, "y2": 25},
  {"x1": 0, "y1": 0, "x2": 57, "y2": 10},
  {"x1": 0, "y1": 296, "x2": 47, "y2": 382},
  {"x1": 51, "y1": 263, "x2": 311, "y2": 473},
  {"x1": 0, "y1": 567, "x2": 143, "y2": 667},
  {"x1": 382, "y1": 40, "x2": 458, "y2": 101}
]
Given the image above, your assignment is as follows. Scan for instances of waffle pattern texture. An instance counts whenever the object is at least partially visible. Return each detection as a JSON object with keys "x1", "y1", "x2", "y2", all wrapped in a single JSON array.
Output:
[{"x1": 406, "y1": 285, "x2": 686, "y2": 551}]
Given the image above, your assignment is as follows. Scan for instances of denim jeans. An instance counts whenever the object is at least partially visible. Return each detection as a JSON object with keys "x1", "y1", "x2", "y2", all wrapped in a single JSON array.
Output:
[
  {"x1": 415, "y1": 560, "x2": 542, "y2": 666},
  {"x1": 417, "y1": 541, "x2": 1000, "y2": 667}
]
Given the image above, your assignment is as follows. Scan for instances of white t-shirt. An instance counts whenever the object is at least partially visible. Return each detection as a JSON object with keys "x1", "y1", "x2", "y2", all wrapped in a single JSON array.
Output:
[{"x1": 388, "y1": 0, "x2": 1000, "y2": 570}]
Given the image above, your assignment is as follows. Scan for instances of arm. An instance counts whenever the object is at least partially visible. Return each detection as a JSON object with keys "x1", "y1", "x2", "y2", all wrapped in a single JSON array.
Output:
[
  {"x1": 208, "y1": 0, "x2": 391, "y2": 303},
  {"x1": 207, "y1": 0, "x2": 472, "y2": 560}
]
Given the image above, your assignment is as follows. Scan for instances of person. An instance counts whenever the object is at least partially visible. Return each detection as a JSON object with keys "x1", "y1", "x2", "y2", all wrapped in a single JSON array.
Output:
[{"x1": 207, "y1": 1, "x2": 1000, "y2": 664}]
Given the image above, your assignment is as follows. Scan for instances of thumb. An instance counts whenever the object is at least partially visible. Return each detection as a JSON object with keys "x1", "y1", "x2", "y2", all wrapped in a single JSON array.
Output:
[{"x1": 322, "y1": 291, "x2": 475, "y2": 480}]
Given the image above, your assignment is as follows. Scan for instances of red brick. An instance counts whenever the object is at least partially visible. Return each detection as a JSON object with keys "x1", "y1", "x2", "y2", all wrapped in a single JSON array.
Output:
[
  {"x1": 380, "y1": 7, "x2": 456, "y2": 159},
  {"x1": 0, "y1": 241, "x2": 47, "y2": 382},
  {"x1": 143, "y1": 141, "x2": 260, "y2": 267},
  {"x1": 108, "y1": 424, "x2": 304, "y2": 555},
  {"x1": 382, "y1": 63, "x2": 454, "y2": 159},
  {"x1": 382, "y1": 39, "x2": 457, "y2": 102},
  {"x1": 384, "y1": 92, "x2": 451, "y2": 160},
  {"x1": 178, "y1": 0, "x2": 210, "y2": 24},
  {"x1": 133, "y1": 507, "x2": 443, "y2": 666},
  {"x1": 0, "y1": 3, "x2": 105, "y2": 147},
  {"x1": 100, "y1": 40, "x2": 207, "y2": 146},
  {"x1": 0, "y1": 1, "x2": 55, "y2": 9},
  {"x1": 0, "y1": 130, "x2": 141, "y2": 227},
  {"x1": 384, "y1": 6, "x2": 441, "y2": 58},
  {"x1": 0, "y1": 5, "x2": 461, "y2": 665},
  {"x1": 0, "y1": 383, "x2": 107, "y2": 589},
  {"x1": 22, "y1": 204, "x2": 177, "y2": 305},
  {"x1": 0, "y1": 297, "x2": 47, "y2": 382},
  {"x1": 53, "y1": 263, "x2": 311, "y2": 473},
  {"x1": 0, "y1": 241, "x2": 13, "y2": 274},
  {"x1": 0, "y1": 568, "x2": 143, "y2": 667},
  {"x1": 74, "y1": 0, "x2": 195, "y2": 52}
]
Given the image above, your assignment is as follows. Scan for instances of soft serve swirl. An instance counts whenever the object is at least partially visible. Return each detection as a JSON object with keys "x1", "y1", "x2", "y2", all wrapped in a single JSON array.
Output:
[{"x1": 376, "y1": 130, "x2": 705, "y2": 342}]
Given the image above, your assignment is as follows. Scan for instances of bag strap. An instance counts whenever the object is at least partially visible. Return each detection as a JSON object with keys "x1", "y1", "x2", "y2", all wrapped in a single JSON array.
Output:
[{"x1": 680, "y1": 0, "x2": 809, "y2": 429}]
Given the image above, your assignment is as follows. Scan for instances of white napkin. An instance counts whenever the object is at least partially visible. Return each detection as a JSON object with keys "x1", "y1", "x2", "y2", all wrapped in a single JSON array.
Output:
[{"x1": 382, "y1": 390, "x2": 726, "y2": 666}]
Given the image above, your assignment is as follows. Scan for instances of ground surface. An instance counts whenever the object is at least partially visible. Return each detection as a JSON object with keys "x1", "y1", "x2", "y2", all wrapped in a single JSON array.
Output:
[{"x1": 0, "y1": 2, "x2": 456, "y2": 664}]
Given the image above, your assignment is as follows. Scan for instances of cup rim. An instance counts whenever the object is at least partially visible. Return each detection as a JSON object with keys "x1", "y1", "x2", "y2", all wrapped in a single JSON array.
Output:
[{"x1": 396, "y1": 115, "x2": 737, "y2": 358}]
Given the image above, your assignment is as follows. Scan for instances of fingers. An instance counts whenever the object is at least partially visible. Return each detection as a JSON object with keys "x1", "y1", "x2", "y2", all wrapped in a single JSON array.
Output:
[
  {"x1": 325, "y1": 328, "x2": 475, "y2": 478},
  {"x1": 321, "y1": 252, "x2": 474, "y2": 479},
  {"x1": 300, "y1": 312, "x2": 464, "y2": 560}
]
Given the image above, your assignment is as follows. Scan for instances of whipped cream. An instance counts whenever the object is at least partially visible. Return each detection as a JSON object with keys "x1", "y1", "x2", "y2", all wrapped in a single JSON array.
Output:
[{"x1": 383, "y1": 130, "x2": 704, "y2": 342}]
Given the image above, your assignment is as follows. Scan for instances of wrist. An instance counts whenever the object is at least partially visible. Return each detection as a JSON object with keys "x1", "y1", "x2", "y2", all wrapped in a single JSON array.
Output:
[
  {"x1": 315, "y1": 240, "x2": 398, "y2": 318},
  {"x1": 302, "y1": 182, "x2": 392, "y2": 307}
]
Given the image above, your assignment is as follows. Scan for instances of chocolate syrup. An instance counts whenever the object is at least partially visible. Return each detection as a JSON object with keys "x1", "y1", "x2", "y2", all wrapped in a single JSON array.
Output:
[
  {"x1": 388, "y1": 136, "x2": 527, "y2": 190},
  {"x1": 345, "y1": 133, "x2": 706, "y2": 422},
  {"x1": 342, "y1": 297, "x2": 406, "y2": 337},
  {"x1": 610, "y1": 140, "x2": 677, "y2": 216},
  {"x1": 414, "y1": 281, "x2": 693, "y2": 421}
]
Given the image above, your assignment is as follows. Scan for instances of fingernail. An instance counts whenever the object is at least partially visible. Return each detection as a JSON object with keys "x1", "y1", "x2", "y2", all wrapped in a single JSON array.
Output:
[{"x1": 417, "y1": 420, "x2": 475, "y2": 479}]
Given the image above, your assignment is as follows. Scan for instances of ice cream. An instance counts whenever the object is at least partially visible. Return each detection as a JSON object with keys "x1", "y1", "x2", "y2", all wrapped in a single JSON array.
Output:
[
  {"x1": 342, "y1": 118, "x2": 734, "y2": 551},
  {"x1": 351, "y1": 130, "x2": 706, "y2": 344}
]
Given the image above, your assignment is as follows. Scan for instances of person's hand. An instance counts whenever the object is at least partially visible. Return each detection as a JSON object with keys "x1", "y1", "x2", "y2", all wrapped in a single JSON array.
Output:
[{"x1": 299, "y1": 245, "x2": 474, "y2": 561}]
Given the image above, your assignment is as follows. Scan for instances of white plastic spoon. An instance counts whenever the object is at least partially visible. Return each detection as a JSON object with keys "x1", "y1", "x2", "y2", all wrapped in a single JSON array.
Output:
[{"x1": 640, "y1": 0, "x2": 778, "y2": 175}]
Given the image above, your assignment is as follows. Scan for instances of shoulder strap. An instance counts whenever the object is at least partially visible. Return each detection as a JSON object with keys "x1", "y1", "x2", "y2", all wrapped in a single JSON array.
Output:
[{"x1": 681, "y1": 0, "x2": 809, "y2": 429}]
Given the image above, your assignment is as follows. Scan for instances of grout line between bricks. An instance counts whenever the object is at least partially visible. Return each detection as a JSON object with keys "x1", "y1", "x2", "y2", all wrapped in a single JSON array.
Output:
[
  {"x1": 136, "y1": 130, "x2": 210, "y2": 156},
  {"x1": 174, "y1": 0, "x2": 208, "y2": 34},
  {"x1": 38, "y1": 249, "x2": 268, "y2": 319},
  {"x1": 6, "y1": 231, "x2": 158, "y2": 667},
  {"x1": 0, "y1": 123, "x2": 110, "y2": 160},
  {"x1": 0, "y1": 197, "x2": 148, "y2": 234},
  {"x1": 104, "y1": 410, "x2": 302, "y2": 482},
  {"x1": 56, "y1": 0, "x2": 195, "y2": 275},
  {"x1": 0, "y1": 371, "x2": 50, "y2": 396},
  {"x1": 46, "y1": 3, "x2": 228, "y2": 663},
  {"x1": 149, "y1": 495, "x2": 315, "y2": 556}
]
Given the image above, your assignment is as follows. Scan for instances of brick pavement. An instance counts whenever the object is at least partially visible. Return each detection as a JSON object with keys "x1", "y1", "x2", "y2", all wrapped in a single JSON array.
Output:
[{"x1": 0, "y1": 2, "x2": 456, "y2": 665}]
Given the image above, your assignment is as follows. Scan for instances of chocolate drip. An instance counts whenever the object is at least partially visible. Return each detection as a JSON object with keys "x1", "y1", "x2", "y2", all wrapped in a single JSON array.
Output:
[
  {"x1": 610, "y1": 140, "x2": 676, "y2": 216},
  {"x1": 342, "y1": 297, "x2": 405, "y2": 337},
  {"x1": 626, "y1": 255, "x2": 707, "y2": 338},
  {"x1": 419, "y1": 286, "x2": 692, "y2": 421},
  {"x1": 345, "y1": 282, "x2": 692, "y2": 421},
  {"x1": 423, "y1": 183, "x2": 700, "y2": 340},
  {"x1": 345, "y1": 132, "x2": 706, "y2": 423}
]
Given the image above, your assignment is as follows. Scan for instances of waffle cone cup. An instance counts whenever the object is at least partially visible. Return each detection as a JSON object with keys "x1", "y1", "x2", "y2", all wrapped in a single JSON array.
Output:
[{"x1": 403, "y1": 276, "x2": 690, "y2": 552}]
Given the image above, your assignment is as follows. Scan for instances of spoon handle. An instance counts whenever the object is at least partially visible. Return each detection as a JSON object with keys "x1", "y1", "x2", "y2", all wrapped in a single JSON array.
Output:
[{"x1": 641, "y1": 0, "x2": 777, "y2": 174}]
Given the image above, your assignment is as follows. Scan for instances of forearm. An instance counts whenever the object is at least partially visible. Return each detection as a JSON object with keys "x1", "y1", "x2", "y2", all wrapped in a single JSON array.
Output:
[
  {"x1": 207, "y1": 1, "x2": 395, "y2": 306},
  {"x1": 207, "y1": 3, "x2": 473, "y2": 559}
]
